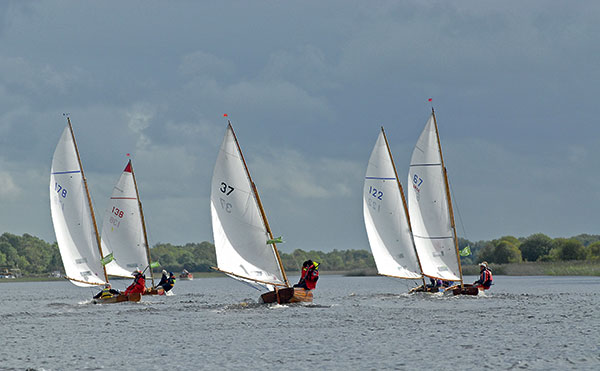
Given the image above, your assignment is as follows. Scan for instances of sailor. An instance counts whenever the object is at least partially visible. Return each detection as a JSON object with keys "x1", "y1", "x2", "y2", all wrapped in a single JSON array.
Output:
[
  {"x1": 293, "y1": 260, "x2": 319, "y2": 290},
  {"x1": 156, "y1": 269, "x2": 176, "y2": 292},
  {"x1": 427, "y1": 277, "x2": 442, "y2": 289},
  {"x1": 123, "y1": 269, "x2": 147, "y2": 295},
  {"x1": 93, "y1": 283, "x2": 120, "y2": 299},
  {"x1": 474, "y1": 262, "x2": 493, "y2": 290}
]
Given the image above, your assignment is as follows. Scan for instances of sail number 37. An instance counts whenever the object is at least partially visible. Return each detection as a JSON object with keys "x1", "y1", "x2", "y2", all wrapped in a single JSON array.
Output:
[
  {"x1": 219, "y1": 182, "x2": 235, "y2": 213},
  {"x1": 220, "y1": 182, "x2": 234, "y2": 195}
]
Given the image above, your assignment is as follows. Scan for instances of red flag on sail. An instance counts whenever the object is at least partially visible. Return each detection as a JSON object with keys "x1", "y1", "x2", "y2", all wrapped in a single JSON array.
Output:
[{"x1": 124, "y1": 160, "x2": 132, "y2": 173}]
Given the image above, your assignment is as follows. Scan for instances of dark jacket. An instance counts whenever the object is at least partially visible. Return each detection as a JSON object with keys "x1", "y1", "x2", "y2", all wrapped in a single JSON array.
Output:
[{"x1": 157, "y1": 272, "x2": 176, "y2": 292}]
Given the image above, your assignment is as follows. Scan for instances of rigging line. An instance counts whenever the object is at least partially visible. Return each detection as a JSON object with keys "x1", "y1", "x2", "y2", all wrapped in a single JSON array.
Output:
[{"x1": 448, "y1": 176, "x2": 468, "y2": 240}]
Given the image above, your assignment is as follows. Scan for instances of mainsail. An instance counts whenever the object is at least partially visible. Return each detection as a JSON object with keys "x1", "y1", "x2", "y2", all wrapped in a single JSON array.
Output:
[
  {"x1": 101, "y1": 160, "x2": 153, "y2": 283},
  {"x1": 50, "y1": 119, "x2": 107, "y2": 287},
  {"x1": 210, "y1": 123, "x2": 288, "y2": 289},
  {"x1": 363, "y1": 128, "x2": 422, "y2": 279},
  {"x1": 407, "y1": 112, "x2": 462, "y2": 282}
]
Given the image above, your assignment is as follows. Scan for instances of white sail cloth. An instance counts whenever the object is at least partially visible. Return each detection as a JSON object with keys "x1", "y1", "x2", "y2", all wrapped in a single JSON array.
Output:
[
  {"x1": 210, "y1": 124, "x2": 285, "y2": 288},
  {"x1": 101, "y1": 161, "x2": 149, "y2": 278},
  {"x1": 363, "y1": 130, "x2": 422, "y2": 279},
  {"x1": 50, "y1": 124, "x2": 106, "y2": 287},
  {"x1": 408, "y1": 114, "x2": 461, "y2": 281}
]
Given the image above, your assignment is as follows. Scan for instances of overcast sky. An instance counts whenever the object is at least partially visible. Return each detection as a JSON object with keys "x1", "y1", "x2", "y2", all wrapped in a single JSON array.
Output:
[{"x1": 1, "y1": 1, "x2": 599, "y2": 253}]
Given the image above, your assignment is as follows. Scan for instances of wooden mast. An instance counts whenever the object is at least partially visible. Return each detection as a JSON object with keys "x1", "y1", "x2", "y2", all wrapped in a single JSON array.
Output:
[
  {"x1": 430, "y1": 108, "x2": 464, "y2": 287},
  {"x1": 66, "y1": 116, "x2": 109, "y2": 283},
  {"x1": 227, "y1": 122, "x2": 290, "y2": 287},
  {"x1": 129, "y1": 159, "x2": 155, "y2": 287},
  {"x1": 380, "y1": 126, "x2": 427, "y2": 288}
]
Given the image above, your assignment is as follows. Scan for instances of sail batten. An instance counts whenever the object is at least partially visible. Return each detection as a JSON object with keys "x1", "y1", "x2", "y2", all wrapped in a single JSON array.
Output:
[
  {"x1": 50, "y1": 123, "x2": 107, "y2": 287},
  {"x1": 363, "y1": 129, "x2": 422, "y2": 279},
  {"x1": 211, "y1": 124, "x2": 287, "y2": 290},
  {"x1": 407, "y1": 114, "x2": 461, "y2": 282}
]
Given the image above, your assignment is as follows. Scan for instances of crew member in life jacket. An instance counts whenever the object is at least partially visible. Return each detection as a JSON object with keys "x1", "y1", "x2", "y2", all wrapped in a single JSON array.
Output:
[
  {"x1": 93, "y1": 283, "x2": 120, "y2": 299},
  {"x1": 156, "y1": 269, "x2": 176, "y2": 292},
  {"x1": 293, "y1": 260, "x2": 319, "y2": 290},
  {"x1": 474, "y1": 262, "x2": 493, "y2": 290},
  {"x1": 122, "y1": 270, "x2": 146, "y2": 295}
]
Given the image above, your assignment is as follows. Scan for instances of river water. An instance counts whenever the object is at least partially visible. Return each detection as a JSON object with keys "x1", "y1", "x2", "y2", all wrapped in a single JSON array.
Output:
[{"x1": 0, "y1": 275, "x2": 598, "y2": 370}]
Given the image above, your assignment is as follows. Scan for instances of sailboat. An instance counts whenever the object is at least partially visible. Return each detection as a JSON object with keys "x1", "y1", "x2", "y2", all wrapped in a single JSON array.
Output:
[
  {"x1": 100, "y1": 159, "x2": 162, "y2": 295},
  {"x1": 50, "y1": 117, "x2": 141, "y2": 303},
  {"x1": 407, "y1": 109, "x2": 478, "y2": 295},
  {"x1": 210, "y1": 122, "x2": 313, "y2": 304},
  {"x1": 363, "y1": 127, "x2": 429, "y2": 290}
]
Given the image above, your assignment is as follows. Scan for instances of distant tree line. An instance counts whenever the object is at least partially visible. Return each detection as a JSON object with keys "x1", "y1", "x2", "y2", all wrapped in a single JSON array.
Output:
[
  {"x1": 1, "y1": 232, "x2": 600, "y2": 276},
  {"x1": 149, "y1": 242, "x2": 375, "y2": 273},
  {"x1": 0, "y1": 233, "x2": 62, "y2": 275},
  {"x1": 459, "y1": 233, "x2": 600, "y2": 265}
]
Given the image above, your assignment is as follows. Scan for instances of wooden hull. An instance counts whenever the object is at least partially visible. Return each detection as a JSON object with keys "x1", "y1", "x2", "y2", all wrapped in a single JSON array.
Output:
[
  {"x1": 447, "y1": 284, "x2": 481, "y2": 296},
  {"x1": 259, "y1": 287, "x2": 313, "y2": 304},
  {"x1": 179, "y1": 274, "x2": 193, "y2": 280},
  {"x1": 143, "y1": 287, "x2": 165, "y2": 296},
  {"x1": 93, "y1": 292, "x2": 142, "y2": 304},
  {"x1": 409, "y1": 285, "x2": 440, "y2": 294}
]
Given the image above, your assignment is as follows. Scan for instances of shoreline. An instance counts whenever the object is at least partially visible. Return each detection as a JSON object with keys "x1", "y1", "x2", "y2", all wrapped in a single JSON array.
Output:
[
  {"x1": 344, "y1": 261, "x2": 600, "y2": 277},
  {"x1": 2, "y1": 261, "x2": 599, "y2": 283}
]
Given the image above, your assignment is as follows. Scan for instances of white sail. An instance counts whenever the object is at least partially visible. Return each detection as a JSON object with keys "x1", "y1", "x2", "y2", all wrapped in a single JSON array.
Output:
[
  {"x1": 100, "y1": 160, "x2": 149, "y2": 278},
  {"x1": 407, "y1": 114, "x2": 461, "y2": 281},
  {"x1": 363, "y1": 129, "x2": 422, "y2": 279},
  {"x1": 210, "y1": 124, "x2": 286, "y2": 288},
  {"x1": 50, "y1": 124, "x2": 106, "y2": 287}
]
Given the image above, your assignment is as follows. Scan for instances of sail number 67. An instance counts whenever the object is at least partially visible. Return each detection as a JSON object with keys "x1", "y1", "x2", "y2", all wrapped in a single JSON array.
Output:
[{"x1": 413, "y1": 174, "x2": 423, "y2": 186}]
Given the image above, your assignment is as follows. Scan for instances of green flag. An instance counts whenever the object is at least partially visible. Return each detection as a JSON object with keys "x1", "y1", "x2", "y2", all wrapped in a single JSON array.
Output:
[
  {"x1": 266, "y1": 236, "x2": 283, "y2": 244},
  {"x1": 149, "y1": 261, "x2": 160, "y2": 268},
  {"x1": 460, "y1": 245, "x2": 471, "y2": 257},
  {"x1": 101, "y1": 252, "x2": 114, "y2": 266}
]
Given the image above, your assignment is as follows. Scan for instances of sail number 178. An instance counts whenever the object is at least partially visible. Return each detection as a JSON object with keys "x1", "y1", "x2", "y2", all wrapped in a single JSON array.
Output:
[{"x1": 54, "y1": 183, "x2": 68, "y2": 198}]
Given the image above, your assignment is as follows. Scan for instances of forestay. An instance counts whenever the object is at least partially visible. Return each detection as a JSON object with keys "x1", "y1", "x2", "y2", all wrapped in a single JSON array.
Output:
[
  {"x1": 363, "y1": 129, "x2": 422, "y2": 279},
  {"x1": 50, "y1": 124, "x2": 106, "y2": 287},
  {"x1": 407, "y1": 114, "x2": 461, "y2": 281},
  {"x1": 101, "y1": 160, "x2": 149, "y2": 278},
  {"x1": 210, "y1": 124, "x2": 286, "y2": 289}
]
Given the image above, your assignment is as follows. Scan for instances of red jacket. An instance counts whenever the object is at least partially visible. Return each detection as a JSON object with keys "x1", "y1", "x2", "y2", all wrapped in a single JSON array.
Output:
[
  {"x1": 475, "y1": 269, "x2": 493, "y2": 290},
  {"x1": 304, "y1": 265, "x2": 319, "y2": 290},
  {"x1": 123, "y1": 275, "x2": 146, "y2": 295}
]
